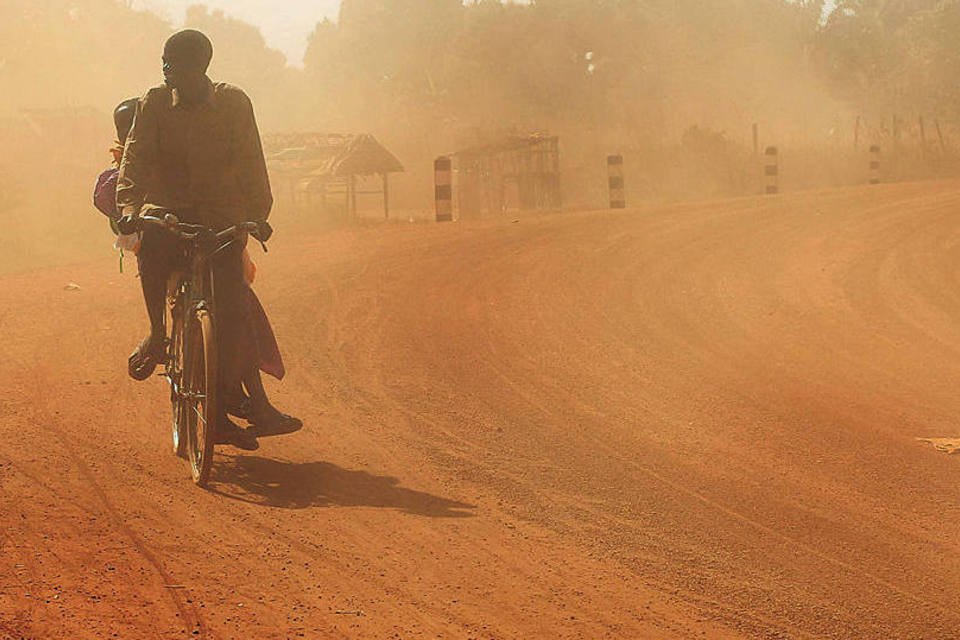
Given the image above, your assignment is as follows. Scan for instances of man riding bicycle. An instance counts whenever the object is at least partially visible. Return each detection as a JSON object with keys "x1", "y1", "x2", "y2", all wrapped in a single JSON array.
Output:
[{"x1": 117, "y1": 29, "x2": 299, "y2": 450}]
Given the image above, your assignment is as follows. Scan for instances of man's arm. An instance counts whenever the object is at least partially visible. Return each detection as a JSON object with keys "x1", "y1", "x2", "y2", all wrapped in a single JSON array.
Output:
[
  {"x1": 116, "y1": 91, "x2": 160, "y2": 218},
  {"x1": 234, "y1": 91, "x2": 273, "y2": 222}
]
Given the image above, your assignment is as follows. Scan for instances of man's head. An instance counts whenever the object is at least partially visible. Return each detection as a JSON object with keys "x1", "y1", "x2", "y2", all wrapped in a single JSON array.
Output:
[
  {"x1": 113, "y1": 98, "x2": 138, "y2": 144},
  {"x1": 162, "y1": 30, "x2": 213, "y2": 91}
]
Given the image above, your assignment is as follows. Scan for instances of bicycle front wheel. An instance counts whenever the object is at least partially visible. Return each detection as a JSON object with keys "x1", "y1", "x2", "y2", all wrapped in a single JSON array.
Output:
[
  {"x1": 169, "y1": 302, "x2": 187, "y2": 459},
  {"x1": 184, "y1": 308, "x2": 217, "y2": 487}
]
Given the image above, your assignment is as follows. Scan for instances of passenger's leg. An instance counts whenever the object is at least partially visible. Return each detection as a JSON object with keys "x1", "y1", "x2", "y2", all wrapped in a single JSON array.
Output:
[
  {"x1": 241, "y1": 287, "x2": 301, "y2": 434},
  {"x1": 225, "y1": 382, "x2": 251, "y2": 419},
  {"x1": 245, "y1": 366, "x2": 302, "y2": 435},
  {"x1": 210, "y1": 240, "x2": 259, "y2": 450}
]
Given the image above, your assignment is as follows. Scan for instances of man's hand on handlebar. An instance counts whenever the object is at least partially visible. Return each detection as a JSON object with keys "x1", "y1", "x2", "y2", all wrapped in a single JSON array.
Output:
[
  {"x1": 117, "y1": 213, "x2": 139, "y2": 236},
  {"x1": 251, "y1": 220, "x2": 273, "y2": 243}
]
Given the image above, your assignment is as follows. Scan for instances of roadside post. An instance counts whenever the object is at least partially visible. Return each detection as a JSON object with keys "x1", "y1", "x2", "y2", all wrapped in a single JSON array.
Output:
[
  {"x1": 435, "y1": 156, "x2": 453, "y2": 222},
  {"x1": 607, "y1": 154, "x2": 625, "y2": 209},
  {"x1": 764, "y1": 146, "x2": 779, "y2": 194},
  {"x1": 869, "y1": 145, "x2": 881, "y2": 185}
]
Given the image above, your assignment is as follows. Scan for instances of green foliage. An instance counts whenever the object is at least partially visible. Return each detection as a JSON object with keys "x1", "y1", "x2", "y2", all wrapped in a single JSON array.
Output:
[
  {"x1": 815, "y1": 0, "x2": 959, "y2": 117},
  {"x1": 183, "y1": 6, "x2": 303, "y2": 128},
  {"x1": 1, "y1": 0, "x2": 957, "y2": 178},
  {"x1": 0, "y1": 0, "x2": 169, "y2": 113},
  {"x1": 302, "y1": 0, "x2": 828, "y2": 154}
]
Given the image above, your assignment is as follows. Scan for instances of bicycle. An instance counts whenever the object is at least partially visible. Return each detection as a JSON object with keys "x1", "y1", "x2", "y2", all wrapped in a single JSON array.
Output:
[{"x1": 125, "y1": 213, "x2": 263, "y2": 486}]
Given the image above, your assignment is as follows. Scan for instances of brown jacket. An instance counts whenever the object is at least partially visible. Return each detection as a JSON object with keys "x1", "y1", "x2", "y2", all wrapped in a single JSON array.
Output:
[{"x1": 117, "y1": 78, "x2": 272, "y2": 228}]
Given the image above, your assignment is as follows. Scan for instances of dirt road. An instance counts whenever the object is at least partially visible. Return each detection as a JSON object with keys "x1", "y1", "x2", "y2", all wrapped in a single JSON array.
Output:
[{"x1": 3, "y1": 181, "x2": 960, "y2": 639}]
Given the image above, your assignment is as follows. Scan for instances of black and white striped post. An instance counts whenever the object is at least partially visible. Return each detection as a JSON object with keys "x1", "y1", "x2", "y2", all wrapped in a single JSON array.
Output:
[
  {"x1": 435, "y1": 156, "x2": 453, "y2": 222},
  {"x1": 607, "y1": 154, "x2": 625, "y2": 209},
  {"x1": 764, "y1": 146, "x2": 779, "y2": 195},
  {"x1": 869, "y1": 145, "x2": 881, "y2": 185}
]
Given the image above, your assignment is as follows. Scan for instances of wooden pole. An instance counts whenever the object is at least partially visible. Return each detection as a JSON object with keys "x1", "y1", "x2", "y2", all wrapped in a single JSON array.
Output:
[
  {"x1": 752, "y1": 123, "x2": 758, "y2": 155},
  {"x1": 936, "y1": 119, "x2": 947, "y2": 155},
  {"x1": 382, "y1": 173, "x2": 389, "y2": 220},
  {"x1": 854, "y1": 116, "x2": 860, "y2": 150},
  {"x1": 348, "y1": 175, "x2": 356, "y2": 220},
  {"x1": 919, "y1": 116, "x2": 928, "y2": 159},
  {"x1": 893, "y1": 115, "x2": 900, "y2": 159}
]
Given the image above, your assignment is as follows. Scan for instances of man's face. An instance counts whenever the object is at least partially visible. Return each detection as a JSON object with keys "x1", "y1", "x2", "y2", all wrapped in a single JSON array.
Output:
[
  {"x1": 162, "y1": 53, "x2": 202, "y2": 90},
  {"x1": 162, "y1": 55, "x2": 184, "y2": 89}
]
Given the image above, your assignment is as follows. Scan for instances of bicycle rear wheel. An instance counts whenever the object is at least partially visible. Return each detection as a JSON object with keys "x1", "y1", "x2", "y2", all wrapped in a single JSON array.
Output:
[{"x1": 183, "y1": 308, "x2": 217, "y2": 487}]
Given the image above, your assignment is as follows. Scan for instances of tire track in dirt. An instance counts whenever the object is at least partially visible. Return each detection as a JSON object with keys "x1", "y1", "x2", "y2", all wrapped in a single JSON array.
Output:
[
  {"x1": 5, "y1": 182, "x2": 960, "y2": 638},
  {"x1": 346, "y1": 185, "x2": 960, "y2": 637},
  {"x1": 0, "y1": 527, "x2": 42, "y2": 639},
  {"x1": 11, "y1": 370, "x2": 210, "y2": 639},
  {"x1": 508, "y1": 202, "x2": 953, "y2": 633}
]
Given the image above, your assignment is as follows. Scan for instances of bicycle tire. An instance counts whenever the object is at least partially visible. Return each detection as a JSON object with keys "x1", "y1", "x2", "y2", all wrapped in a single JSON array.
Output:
[
  {"x1": 169, "y1": 302, "x2": 187, "y2": 458},
  {"x1": 185, "y1": 308, "x2": 217, "y2": 487}
]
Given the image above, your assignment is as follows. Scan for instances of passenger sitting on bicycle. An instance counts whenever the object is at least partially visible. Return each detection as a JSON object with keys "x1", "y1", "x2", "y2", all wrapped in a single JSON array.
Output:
[
  {"x1": 116, "y1": 29, "x2": 299, "y2": 449},
  {"x1": 93, "y1": 98, "x2": 138, "y2": 235}
]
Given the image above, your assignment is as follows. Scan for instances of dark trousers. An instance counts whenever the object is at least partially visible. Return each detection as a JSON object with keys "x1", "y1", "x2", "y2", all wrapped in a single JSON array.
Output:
[{"x1": 137, "y1": 227, "x2": 254, "y2": 396}]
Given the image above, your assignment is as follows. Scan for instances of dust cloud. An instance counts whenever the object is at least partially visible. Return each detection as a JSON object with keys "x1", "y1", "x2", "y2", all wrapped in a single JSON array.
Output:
[{"x1": 1, "y1": 0, "x2": 956, "y2": 273}]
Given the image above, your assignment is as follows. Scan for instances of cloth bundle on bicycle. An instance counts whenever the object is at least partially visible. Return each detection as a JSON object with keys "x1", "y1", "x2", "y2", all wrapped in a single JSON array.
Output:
[
  {"x1": 94, "y1": 98, "x2": 138, "y2": 234},
  {"x1": 93, "y1": 164, "x2": 121, "y2": 234}
]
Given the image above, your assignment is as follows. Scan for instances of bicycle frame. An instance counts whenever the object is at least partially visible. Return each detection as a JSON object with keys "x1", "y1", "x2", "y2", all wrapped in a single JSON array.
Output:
[
  {"x1": 134, "y1": 213, "x2": 261, "y2": 485},
  {"x1": 165, "y1": 224, "x2": 237, "y2": 403}
]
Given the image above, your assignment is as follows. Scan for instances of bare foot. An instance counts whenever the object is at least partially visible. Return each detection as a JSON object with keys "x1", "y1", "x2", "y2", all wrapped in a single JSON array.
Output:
[{"x1": 128, "y1": 333, "x2": 165, "y2": 381}]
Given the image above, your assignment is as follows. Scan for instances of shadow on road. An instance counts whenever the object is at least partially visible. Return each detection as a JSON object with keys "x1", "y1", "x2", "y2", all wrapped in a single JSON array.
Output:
[{"x1": 210, "y1": 454, "x2": 476, "y2": 518}]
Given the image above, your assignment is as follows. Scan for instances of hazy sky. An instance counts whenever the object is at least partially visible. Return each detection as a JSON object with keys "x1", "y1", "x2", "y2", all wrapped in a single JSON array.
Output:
[
  {"x1": 135, "y1": 0, "x2": 341, "y2": 66},
  {"x1": 136, "y1": 1, "x2": 840, "y2": 68}
]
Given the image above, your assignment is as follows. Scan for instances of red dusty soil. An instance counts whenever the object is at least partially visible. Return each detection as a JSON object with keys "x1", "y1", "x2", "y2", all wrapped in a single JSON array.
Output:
[{"x1": 3, "y1": 181, "x2": 960, "y2": 639}]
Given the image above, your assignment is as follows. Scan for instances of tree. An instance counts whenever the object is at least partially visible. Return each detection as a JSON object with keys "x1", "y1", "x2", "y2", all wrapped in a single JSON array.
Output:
[
  {"x1": 184, "y1": 6, "x2": 303, "y2": 130},
  {"x1": 0, "y1": 0, "x2": 169, "y2": 113}
]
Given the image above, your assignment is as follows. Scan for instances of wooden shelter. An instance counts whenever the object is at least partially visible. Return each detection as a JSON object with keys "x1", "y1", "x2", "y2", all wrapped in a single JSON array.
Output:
[
  {"x1": 264, "y1": 133, "x2": 404, "y2": 220},
  {"x1": 453, "y1": 134, "x2": 560, "y2": 217}
]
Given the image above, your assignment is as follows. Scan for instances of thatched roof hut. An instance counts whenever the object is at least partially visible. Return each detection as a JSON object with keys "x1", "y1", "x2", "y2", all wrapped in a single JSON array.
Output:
[{"x1": 263, "y1": 133, "x2": 404, "y2": 219}]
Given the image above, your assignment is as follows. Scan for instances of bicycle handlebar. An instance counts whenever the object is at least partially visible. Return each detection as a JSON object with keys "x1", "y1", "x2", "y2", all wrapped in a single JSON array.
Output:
[{"x1": 122, "y1": 213, "x2": 262, "y2": 243}]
